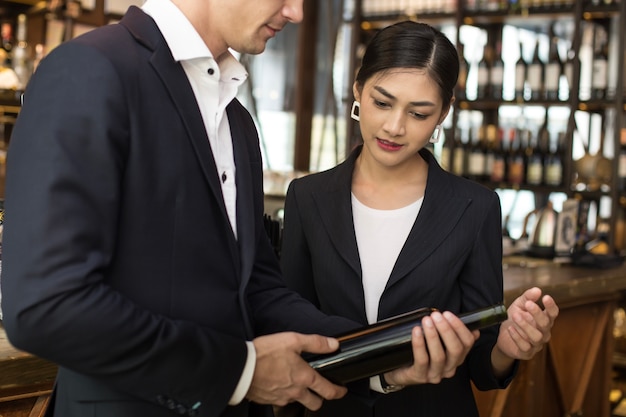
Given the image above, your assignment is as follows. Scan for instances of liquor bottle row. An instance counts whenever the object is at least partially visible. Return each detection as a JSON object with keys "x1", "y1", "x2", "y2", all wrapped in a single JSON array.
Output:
[
  {"x1": 361, "y1": 0, "x2": 620, "y2": 17},
  {"x1": 457, "y1": 21, "x2": 622, "y2": 103},
  {"x1": 439, "y1": 122, "x2": 566, "y2": 187}
]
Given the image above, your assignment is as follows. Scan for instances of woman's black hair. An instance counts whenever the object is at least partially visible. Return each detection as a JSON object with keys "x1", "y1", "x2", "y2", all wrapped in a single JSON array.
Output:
[{"x1": 355, "y1": 21, "x2": 459, "y2": 110}]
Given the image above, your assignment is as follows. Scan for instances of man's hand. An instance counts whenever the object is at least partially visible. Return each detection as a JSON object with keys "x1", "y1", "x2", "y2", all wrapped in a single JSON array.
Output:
[
  {"x1": 247, "y1": 332, "x2": 348, "y2": 410},
  {"x1": 383, "y1": 311, "x2": 479, "y2": 386}
]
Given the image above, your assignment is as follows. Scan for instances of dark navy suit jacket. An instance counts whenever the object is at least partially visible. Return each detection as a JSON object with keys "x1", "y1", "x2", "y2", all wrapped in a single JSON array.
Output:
[
  {"x1": 2, "y1": 7, "x2": 354, "y2": 417},
  {"x1": 281, "y1": 146, "x2": 514, "y2": 417}
]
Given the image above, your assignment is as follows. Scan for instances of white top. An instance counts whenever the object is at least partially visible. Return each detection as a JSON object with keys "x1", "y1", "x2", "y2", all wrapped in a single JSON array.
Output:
[{"x1": 352, "y1": 194, "x2": 423, "y2": 324}]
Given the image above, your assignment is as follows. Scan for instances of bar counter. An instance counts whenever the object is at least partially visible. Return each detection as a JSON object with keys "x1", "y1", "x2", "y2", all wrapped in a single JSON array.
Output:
[{"x1": 1, "y1": 257, "x2": 626, "y2": 416}]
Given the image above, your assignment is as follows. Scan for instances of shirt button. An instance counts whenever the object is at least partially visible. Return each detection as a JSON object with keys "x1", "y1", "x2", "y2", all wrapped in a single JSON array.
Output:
[{"x1": 207, "y1": 68, "x2": 215, "y2": 75}]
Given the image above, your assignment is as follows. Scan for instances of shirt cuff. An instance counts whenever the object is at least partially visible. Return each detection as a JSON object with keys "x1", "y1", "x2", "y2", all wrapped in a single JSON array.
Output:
[
  {"x1": 228, "y1": 341, "x2": 256, "y2": 405},
  {"x1": 369, "y1": 375, "x2": 385, "y2": 393}
]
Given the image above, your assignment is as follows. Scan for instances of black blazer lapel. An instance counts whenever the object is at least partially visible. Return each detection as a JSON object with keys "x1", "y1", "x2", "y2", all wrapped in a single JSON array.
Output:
[
  {"x1": 121, "y1": 8, "x2": 232, "y2": 232},
  {"x1": 312, "y1": 149, "x2": 362, "y2": 278},
  {"x1": 387, "y1": 150, "x2": 472, "y2": 288},
  {"x1": 228, "y1": 103, "x2": 255, "y2": 283}
]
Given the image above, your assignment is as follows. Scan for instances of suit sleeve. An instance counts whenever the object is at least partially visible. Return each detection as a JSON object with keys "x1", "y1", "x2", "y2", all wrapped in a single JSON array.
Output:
[
  {"x1": 1, "y1": 40, "x2": 247, "y2": 416},
  {"x1": 462, "y1": 192, "x2": 517, "y2": 390}
]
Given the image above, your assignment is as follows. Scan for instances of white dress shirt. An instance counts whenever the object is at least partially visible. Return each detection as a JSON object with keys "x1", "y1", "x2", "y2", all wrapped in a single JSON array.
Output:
[{"x1": 142, "y1": 0, "x2": 254, "y2": 405}]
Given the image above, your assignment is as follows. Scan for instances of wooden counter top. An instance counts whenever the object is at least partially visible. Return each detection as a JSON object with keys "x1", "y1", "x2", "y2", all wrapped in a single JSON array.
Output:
[
  {"x1": 0, "y1": 325, "x2": 57, "y2": 402},
  {"x1": 501, "y1": 256, "x2": 626, "y2": 306}
]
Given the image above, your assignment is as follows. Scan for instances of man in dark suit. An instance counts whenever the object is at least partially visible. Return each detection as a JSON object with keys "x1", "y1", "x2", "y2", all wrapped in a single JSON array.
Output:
[{"x1": 1, "y1": 1, "x2": 359, "y2": 416}]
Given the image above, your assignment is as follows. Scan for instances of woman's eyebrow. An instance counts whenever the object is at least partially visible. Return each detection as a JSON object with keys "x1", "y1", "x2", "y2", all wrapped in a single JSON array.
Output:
[{"x1": 373, "y1": 85, "x2": 436, "y2": 107}]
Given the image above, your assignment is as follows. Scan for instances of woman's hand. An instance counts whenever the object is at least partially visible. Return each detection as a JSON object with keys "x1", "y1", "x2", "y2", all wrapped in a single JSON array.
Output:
[
  {"x1": 491, "y1": 287, "x2": 559, "y2": 377},
  {"x1": 383, "y1": 311, "x2": 479, "y2": 386}
]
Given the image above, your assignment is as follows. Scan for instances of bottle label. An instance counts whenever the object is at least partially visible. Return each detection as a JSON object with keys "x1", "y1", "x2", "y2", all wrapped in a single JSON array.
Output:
[
  {"x1": 545, "y1": 163, "x2": 562, "y2": 185},
  {"x1": 468, "y1": 153, "x2": 485, "y2": 176},
  {"x1": 545, "y1": 64, "x2": 560, "y2": 90},
  {"x1": 515, "y1": 65, "x2": 526, "y2": 91},
  {"x1": 527, "y1": 65, "x2": 542, "y2": 89},
  {"x1": 592, "y1": 60, "x2": 608, "y2": 88},
  {"x1": 527, "y1": 162, "x2": 543, "y2": 184},
  {"x1": 619, "y1": 153, "x2": 626, "y2": 178},
  {"x1": 453, "y1": 149, "x2": 465, "y2": 175},
  {"x1": 491, "y1": 67, "x2": 504, "y2": 85},
  {"x1": 477, "y1": 67, "x2": 489, "y2": 86},
  {"x1": 491, "y1": 158, "x2": 505, "y2": 182}
]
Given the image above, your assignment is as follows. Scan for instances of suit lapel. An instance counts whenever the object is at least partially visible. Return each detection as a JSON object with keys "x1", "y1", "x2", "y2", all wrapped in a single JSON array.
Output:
[
  {"x1": 313, "y1": 149, "x2": 362, "y2": 278},
  {"x1": 121, "y1": 8, "x2": 233, "y2": 238},
  {"x1": 386, "y1": 150, "x2": 471, "y2": 288},
  {"x1": 228, "y1": 104, "x2": 254, "y2": 286}
]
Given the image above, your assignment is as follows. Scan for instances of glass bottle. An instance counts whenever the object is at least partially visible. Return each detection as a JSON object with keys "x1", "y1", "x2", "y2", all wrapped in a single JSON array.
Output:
[
  {"x1": 514, "y1": 40, "x2": 527, "y2": 100},
  {"x1": 10, "y1": 14, "x2": 32, "y2": 91},
  {"x1": 476, "y1": 45, "x2": 491, "y2": 100},
  {"x1": 544, "y1": 27, "x2": 562, "y2": 100},
  {"x1": 490, "y1": 36, "x2": 505, "y2": 100},
  {"x1": 456, "y1": 41, "x2": 470, "y2": 101},
  {"x1": 527, "y1": 37, "x2": 544, "y2": 101}
]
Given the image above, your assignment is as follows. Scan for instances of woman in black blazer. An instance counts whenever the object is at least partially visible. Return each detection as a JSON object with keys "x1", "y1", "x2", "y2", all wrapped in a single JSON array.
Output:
[{"x1": 280, "y1": 21, "x2": 559, "y2": 417}]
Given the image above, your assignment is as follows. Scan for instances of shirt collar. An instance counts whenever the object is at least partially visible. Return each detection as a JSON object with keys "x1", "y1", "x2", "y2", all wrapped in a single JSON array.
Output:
[{"x1": 141, "y1": 0, "x2": 247, "y2": 83}]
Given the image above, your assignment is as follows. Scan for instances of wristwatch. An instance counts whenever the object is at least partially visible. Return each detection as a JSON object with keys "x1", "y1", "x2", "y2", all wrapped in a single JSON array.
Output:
[{"x1": 379, "y1": 374, "x2": 405, "y2": 393}]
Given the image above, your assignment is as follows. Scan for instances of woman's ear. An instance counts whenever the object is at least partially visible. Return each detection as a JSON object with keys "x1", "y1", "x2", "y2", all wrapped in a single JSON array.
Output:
[
  {"x1": 352, "y1": 82, "x2": 361, "y2": 102},
  {"x1": 439, "y1": 98, "x2": 455, "y2": 124}
]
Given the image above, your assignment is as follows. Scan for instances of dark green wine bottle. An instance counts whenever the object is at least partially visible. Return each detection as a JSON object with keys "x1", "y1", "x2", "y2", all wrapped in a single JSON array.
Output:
[{"x1": 306, "y1": 304, "x2": 508, "y2": 385}]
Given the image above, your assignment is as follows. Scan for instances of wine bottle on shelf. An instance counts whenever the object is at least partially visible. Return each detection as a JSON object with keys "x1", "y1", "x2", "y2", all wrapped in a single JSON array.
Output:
[
  {"x1": 490, "y1": 126, "x2": 507, "y2": 183},
  {"x1": 476, "y1": 45, "x2": 491, "y2": 100},
  {"x1": 10, "y1": 14, "x2": 32, "y2": 91},
  {"x1": 562, "y1": 46, "x2": 579, "y2": 101},
  {"x1": 457, "y1": 41, "x2": 470, "y2": 101},
  {"x1": 507, "y1": 128, "x2": 525, "y2": 185},
  {"x1": 305, "y1": 304, "x2": 508, "y2": 385},
  {"x1": 452, "y1": 127, "x2": 467, "y2": 177},
  {"x1": 544, "y1": 26, "x2": 562, "y2": 101},
  {"x1": 514, "y1": 40, "x2": 527, "y2": 101},
  {"x1": 1, "y1": 22, "x2": 13, "y2": 65},
  {"x1": 527, "y1": 37, "x2": 544, "y2": 101},
  {"x1": 484, "y1": 124, "x2": 497, "y2": 181},
  {"x1": 591, "y1": 25, "x2": 608, "y2": 101},
  {"x1": 525, "y1": 130, "x2": 544, "y2": 185},
  {"x1": 544, "y1": 131, "x2": 564, "y2": 186},
  {"x1": 490, "y1": 36, "x2": 505, "y2": 100},
  {"x1": 467, "y1": 127, "x2": 486, "y2": 181}
]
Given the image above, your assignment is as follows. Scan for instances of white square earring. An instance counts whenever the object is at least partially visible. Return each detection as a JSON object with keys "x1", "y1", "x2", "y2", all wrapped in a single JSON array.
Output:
[
  {"x1": 351, "y1": 101, "x2": 360, "y2": 121},
  {"x1": 430, "y1": 125, "x2": 442, "y2": 143}
]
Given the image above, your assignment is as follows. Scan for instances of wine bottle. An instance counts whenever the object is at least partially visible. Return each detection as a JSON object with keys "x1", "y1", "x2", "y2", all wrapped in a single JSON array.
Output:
[
  {"x1": 1, "y1": 22, "x2": 13, "y2": 65},
  {"x1": 457, "y1": 41, "x2": 470, "y2": 101},
  {"x1": 591, "y1": 26, "x2": 608, "y2": 100},
  {"x1": 467, "y1": 127, "x2": 486, "y2": 181},
  {"x1": 544, "y1": 27, "x2": 562, "y2": 101},
  {"x1": 525, "y1": 129, "x2": 544, "y2": 185},
  {"x1": 10, "y1": 14, "x2": 32, "y2": 91},
  {"x1": 527, "y1": 37, "x2": 544, "y2": 101},
  {"x1": 545, "y1": 131, "x2": 564, "y2": 186},
  {"x1": 507, "y1": 128, "x2": 525, "y2": 185},
  {"x1": 490, "y1": 126, "x2": 507, "y2": 183},
  {"x1": 484, "y1": 124, "x2": 497, "y2": 181},
  {"x1": 452, "y1": 127, "x2": 467, "y2": 177},
  {"x1": 490, "y1": 36, "x2": 505, "y2": 100},
  {"x1": 306, "y1": 304, "x2": 508, "y2": 385},
  {"x1": 562, "y1": 46, "x2": 579, "y2": 101},
  {"x1": 476, "y1": 45, "x2": 491, "y2": 100},
  {"x1": 514, "y1": 40, "x2": 527, "y2": 100}
]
